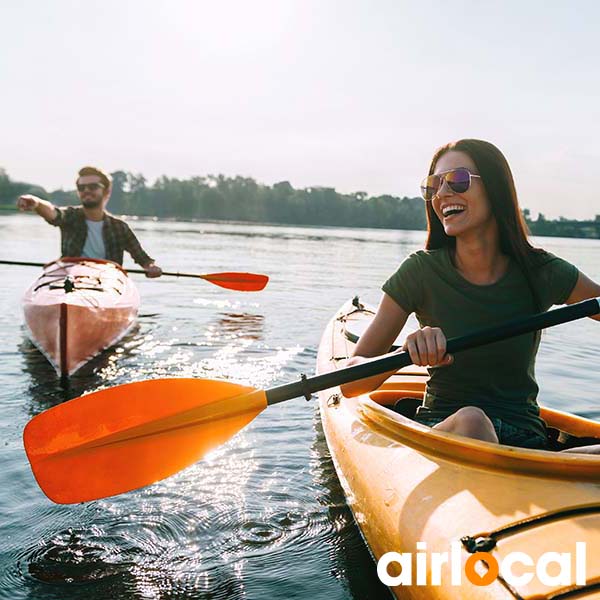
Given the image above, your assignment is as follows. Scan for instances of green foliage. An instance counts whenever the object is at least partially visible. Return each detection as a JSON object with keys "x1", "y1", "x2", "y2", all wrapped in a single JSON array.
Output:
[
  {"x1": 44, "y1": 170, "x2": 428, "y2": 230},
  {"x1": 521, "y1": 209, "x2": 600, "y2": 239},
  {"x1": 1, "y1": 167, "x2": 599, "y2": 238},
  {"x1": 0, "y1": 168, "x2": 47, "y2": 205}
]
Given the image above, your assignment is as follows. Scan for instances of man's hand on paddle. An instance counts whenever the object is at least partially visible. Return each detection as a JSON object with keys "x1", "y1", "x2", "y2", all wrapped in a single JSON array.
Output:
[{"x1": 144, "y1": 262, "x2": 162, "y2": 278}]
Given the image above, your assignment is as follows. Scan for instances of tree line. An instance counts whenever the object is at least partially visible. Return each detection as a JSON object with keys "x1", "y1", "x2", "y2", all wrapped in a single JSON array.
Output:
[
  {"x1": 2, "y1": 167, "x2": 600, "y2": 238},
  {"x1": 1, "y1": 168, "x2": 427, "y2": 229}
]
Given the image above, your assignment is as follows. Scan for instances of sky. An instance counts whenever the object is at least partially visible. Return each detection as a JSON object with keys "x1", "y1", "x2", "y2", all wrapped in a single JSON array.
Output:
[{"x1": 1, "y1": 0, "x2": 599, "y2": 219}]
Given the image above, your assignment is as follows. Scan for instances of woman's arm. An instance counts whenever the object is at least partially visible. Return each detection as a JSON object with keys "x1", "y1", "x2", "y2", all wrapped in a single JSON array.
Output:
[
  {"x1": 341, "y1": 293, "x2": 452, "y2": 398},
  {"x1": 340, "y1": 294, "x2": 410, "y2": 397},
  {"x1": 565, "y1": 272, "x2": 600, "y2": 321}
]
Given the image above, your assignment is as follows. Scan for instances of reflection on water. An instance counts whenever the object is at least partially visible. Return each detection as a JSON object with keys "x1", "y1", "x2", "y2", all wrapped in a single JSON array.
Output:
[
  {"x1": 19, "y1": 326, "x2": 143, "y2": 414},
  {"x1": 216, "y1": 313, "x2": 265, "y2": 342},
  {"x1": 19, "y1": 339, "x2": 74, "y2": 407},
  {"x1": 310, "y1": 408, "x2": 393, "y2": 600}
]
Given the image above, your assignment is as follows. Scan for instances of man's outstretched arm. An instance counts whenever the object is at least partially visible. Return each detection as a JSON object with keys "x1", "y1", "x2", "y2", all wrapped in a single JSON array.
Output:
[{"x1": 17, "y1": 195, "x2": 57, "y2": 223}]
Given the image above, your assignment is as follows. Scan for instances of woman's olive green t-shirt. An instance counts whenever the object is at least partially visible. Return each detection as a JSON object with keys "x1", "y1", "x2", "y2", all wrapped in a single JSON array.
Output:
[{"x1": 382, "y1": 247, "x2": 579, "y2": 437}]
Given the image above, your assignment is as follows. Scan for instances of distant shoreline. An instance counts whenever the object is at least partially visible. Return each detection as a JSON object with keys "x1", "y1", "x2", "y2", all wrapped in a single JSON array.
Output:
[{"x1": 3, "y1": 207, "x2": 600, "y2": 241}]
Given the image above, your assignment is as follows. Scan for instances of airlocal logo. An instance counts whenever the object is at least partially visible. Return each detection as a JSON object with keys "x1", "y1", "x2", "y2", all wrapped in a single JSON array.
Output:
[{"x1": 377, "y1": 541, "x2": 587, "y2": 587}]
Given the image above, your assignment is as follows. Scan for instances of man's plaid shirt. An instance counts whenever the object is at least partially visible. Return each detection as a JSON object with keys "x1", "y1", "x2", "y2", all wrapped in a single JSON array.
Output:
[{"x1": 48, "y1": 206, "x2": 154, "y2": 267}]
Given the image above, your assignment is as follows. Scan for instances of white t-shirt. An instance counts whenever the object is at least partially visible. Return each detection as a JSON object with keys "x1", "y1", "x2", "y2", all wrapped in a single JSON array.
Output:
[{"x1": 81, "y1": 219, "x2": 106, "y2": 259}]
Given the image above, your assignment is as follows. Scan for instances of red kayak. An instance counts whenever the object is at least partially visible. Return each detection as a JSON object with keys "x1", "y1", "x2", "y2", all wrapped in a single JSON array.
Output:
[{"x1": 23, "y1": 257, "x2": 140, "y2": 378}]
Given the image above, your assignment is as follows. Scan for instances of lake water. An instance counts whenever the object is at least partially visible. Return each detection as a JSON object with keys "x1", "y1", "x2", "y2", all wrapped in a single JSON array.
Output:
[{"x1": 1, "y1": 214, "x2": 600, "y2": 600}]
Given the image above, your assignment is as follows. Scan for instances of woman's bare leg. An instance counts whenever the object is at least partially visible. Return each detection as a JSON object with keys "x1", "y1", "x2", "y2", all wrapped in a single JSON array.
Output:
[
  {"x1": 432, "y1": 406, "x2": 499, "y2": 443},
  {"x1": 430, "y1": 408, "x2": 600, "y2": 452}
]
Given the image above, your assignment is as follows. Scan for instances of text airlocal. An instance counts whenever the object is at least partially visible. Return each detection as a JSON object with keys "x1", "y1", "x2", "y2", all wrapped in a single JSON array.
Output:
[{"x1": 377, "y1": 541, "x2": 587, "y2": 587}]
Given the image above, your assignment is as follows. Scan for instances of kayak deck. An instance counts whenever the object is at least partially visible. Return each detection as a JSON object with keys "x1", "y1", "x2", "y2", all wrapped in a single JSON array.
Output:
[
  {"x1": 317, "y1": 299, "x2": 600, "y2": 599},
  {"x1": 22, "y1": 257, "x2": 139, "y2": 377}
]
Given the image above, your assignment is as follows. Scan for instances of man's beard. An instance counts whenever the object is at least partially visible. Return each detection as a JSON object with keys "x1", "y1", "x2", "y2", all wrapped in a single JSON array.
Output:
[{"x1": 81, "y1": 196, "x2": 103, "y2": 209}]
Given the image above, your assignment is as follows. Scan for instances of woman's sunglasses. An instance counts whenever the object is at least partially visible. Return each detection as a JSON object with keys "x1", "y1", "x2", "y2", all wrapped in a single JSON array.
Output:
[
  {"x1": 77, "y1": 182, "x2": 105, "y2": 192},
  {"x1": 420, "y1": 168, "x2": 481, "y2": 201}
]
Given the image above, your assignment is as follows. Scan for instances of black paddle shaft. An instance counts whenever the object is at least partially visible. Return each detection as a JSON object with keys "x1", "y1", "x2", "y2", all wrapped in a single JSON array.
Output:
[
  {"x1": 0, "y1": 260, "x2": 223, "y2": 279},
  {"x1": 265, "y1": 297, "x2": 600, "y2": 406},
  {"x1": 0, "y1": 259, "x2": 152, "y2": 274},
  {"x1": 0, "y1": 259, "x2": 49, "y2": 267}
]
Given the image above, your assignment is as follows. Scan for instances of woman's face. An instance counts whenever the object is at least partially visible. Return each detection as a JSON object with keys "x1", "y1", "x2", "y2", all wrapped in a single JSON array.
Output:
[{"x1": 431, "y1": 150, "x2": 495, "y2": 239}]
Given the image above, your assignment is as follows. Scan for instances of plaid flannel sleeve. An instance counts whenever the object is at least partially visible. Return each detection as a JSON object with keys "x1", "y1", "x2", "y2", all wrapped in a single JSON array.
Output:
[
  {"x1": 47, "y1": 205, "x2": 76, "y2": 227},
  {"x1": 122, "y1": 222, "x2": 154, "y2": 267}
]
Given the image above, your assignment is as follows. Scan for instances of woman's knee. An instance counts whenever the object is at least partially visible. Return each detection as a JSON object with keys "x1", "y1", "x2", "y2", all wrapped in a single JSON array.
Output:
[
  {"x1": 446, "y1": 406, "x2": 497, "y2": 440},
  {"x1": 452, "y1": 406, "x2": 490, "y2": 429}
]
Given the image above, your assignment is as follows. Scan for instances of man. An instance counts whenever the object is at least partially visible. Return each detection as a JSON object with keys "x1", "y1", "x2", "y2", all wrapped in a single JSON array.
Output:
[{"x1": 17, "y1": 166, "x2": 162, "y2": 277}]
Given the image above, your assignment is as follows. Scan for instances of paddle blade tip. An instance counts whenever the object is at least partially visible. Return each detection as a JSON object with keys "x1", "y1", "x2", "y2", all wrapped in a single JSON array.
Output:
[{"x1": 22, "y1": 383, "x2": 268, "y2": 504}]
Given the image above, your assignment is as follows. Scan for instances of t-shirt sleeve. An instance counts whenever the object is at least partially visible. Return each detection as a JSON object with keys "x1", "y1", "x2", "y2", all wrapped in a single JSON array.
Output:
[
  {"x1": 534, "y1": 253, "x2": 579, "y2": 308},
  {"x1": 382, "y1": 253, "x2": 424, "y2": 313}
]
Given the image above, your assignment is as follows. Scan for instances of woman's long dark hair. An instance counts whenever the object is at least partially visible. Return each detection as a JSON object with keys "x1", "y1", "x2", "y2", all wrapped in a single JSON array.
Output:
[{"x1": 425, "y1": 139, "x2": 543, "y2": 311}]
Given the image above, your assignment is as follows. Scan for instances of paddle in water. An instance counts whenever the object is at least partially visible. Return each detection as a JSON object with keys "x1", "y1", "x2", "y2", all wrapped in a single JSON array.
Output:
[
  {"x1": 24, "y1": 297, "x2": 600, "y2": 503},
  {"x1": 0, "y1": 259, "x2": 268, "y2": 291}
]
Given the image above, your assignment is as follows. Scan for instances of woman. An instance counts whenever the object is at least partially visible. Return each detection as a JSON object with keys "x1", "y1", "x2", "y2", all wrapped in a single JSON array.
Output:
[{"x1": 341, "y1": 139, "x2": 600, "y2": 453}]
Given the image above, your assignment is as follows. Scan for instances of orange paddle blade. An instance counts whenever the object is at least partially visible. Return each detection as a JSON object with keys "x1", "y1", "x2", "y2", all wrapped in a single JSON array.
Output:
[
  {"x1": 122, "y1": 267, "x2": 269, "y2": 291},
  {"x1": 23, "y1": 379, "x2": 267, "y2": 504},
  {"x1": 199, "y1": 272, "x2": 269, "y2": 291}
]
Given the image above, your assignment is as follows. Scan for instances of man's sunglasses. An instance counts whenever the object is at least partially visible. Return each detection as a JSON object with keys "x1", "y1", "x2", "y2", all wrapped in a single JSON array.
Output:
[
  {"x1": 420, "y1": 168, "x2": 481, "y2": 201},
  {"x1": 77, "y1": 182, "x2": 105, "y2": 192}
]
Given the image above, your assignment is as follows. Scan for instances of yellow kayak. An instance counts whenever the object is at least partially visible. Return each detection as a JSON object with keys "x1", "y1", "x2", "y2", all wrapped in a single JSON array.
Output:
[{"x1": 317, "y1": 299, "x2": 600, "y2": 599}]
